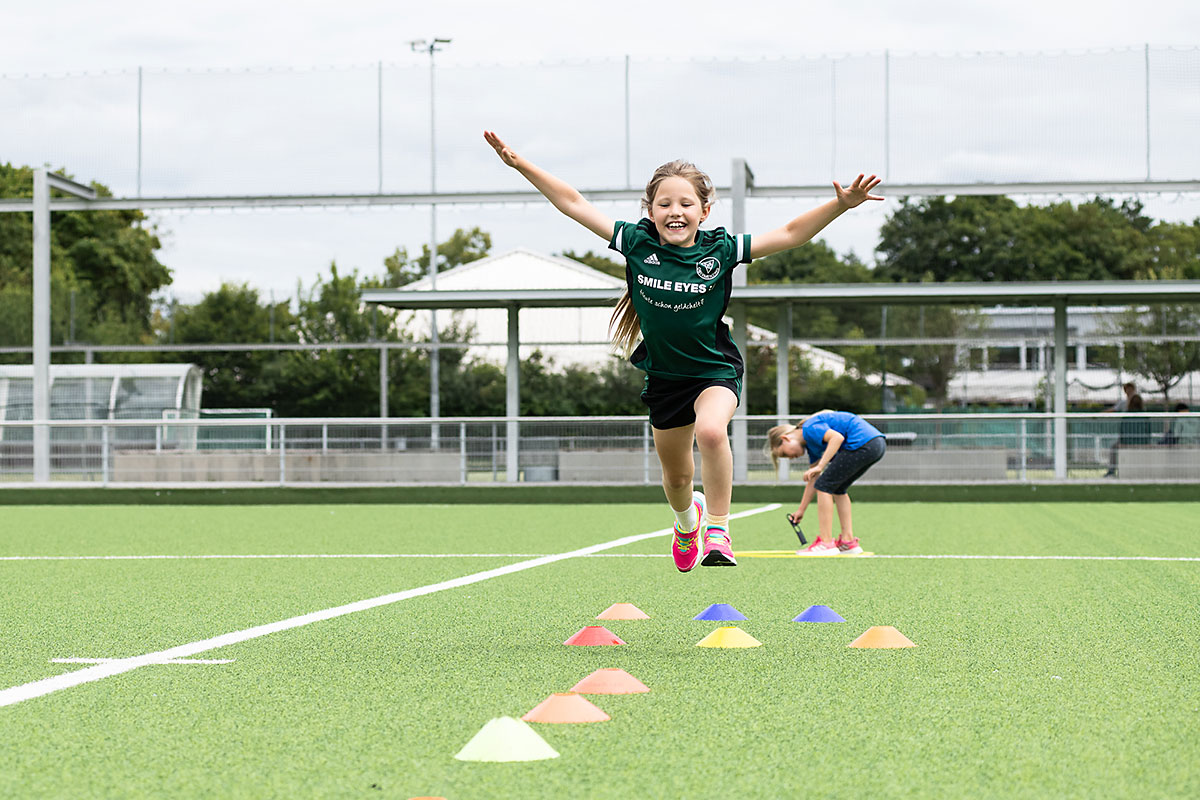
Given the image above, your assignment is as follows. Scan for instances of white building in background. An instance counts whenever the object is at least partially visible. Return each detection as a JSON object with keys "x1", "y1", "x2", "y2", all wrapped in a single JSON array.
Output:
[
  {"x1": 948, "y1": 306, "x2": 1200, "y2": 406},
  {"x1": 397, "y1": 248, "x2": 625, "y2": 369},
  {"x1": 394, "y1": 248, "x2": 911, "y2": 388}
]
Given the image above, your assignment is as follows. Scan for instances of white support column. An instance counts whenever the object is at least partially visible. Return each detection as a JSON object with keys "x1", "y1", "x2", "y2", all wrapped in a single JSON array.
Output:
[
  {"x1": 776, "y1": 304, "x2": 791, "y2": 482},
  {"x1": 1054, "y1": 302, "x2": 1068, "y2": 479},
  {"x1": 32, "y1": 169, "x2": 50, "y2": 483},
  {"x1": 506, "y1": 304, "x2": 520, "y2": 482},
  {"x1": 730, "y1": 157, "x2": 754, "y2": 482},
  {"x1": 31, "y1": 171, "x2": 94, "y2": 484},
  {"x1": 379, "y1": 343, "x2": 388, "y2": 418}
]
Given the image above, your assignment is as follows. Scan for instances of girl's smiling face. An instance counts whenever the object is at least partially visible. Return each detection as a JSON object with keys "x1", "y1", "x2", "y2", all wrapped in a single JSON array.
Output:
[{"x1": 648, "y1": 176, "x2": 710, "y2": 247}]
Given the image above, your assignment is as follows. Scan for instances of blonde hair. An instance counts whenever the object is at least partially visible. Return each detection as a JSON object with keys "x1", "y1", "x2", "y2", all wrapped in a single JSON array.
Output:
[
  {"x1": 763, "y1": 411, "x2": 835, "y2": 469},
  {"x1": 609, "y1": 160, "x2": 716, "y2": 357},
  {"x1": 763, "y1": 424, "x2": 799, "y2": 471}
]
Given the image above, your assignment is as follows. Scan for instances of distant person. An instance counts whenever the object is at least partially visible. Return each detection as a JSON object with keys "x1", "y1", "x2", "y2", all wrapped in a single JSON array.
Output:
[
  {"x1": 1106, "y1": 393, "x2": 1151, "y2": 476},
  {"x1": 1163, "y1": 402, "x2": 1200, "y2": 446},
  {"x1": 766, "y1": 411, "x2": 886, "y2": 556},
  {"x1": 1103, "y1": 382, "x2": 1137, "y2": 413},
  {"x1": 485, "y1": 131, "x2": 881, "y2": 572}
]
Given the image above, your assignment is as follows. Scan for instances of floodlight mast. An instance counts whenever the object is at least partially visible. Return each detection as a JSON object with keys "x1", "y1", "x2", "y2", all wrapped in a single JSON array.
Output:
[{"x1": 409, "y1": 37, "x2": 451, "y2": 427}]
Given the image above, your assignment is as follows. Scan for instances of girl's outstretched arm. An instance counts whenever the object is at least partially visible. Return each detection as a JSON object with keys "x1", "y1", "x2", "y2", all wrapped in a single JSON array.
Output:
[
  {"x1": 749, "y1": 174, "x2": 883, "y2": 260},
  {"x1": 484, "y1": 131, "x2": 615, "y2": 241}
]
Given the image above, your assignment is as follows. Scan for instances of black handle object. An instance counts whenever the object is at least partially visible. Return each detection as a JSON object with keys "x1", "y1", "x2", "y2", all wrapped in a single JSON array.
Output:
[{"x1": 787, "y1": 514, "x2": 808, "y2": 546}]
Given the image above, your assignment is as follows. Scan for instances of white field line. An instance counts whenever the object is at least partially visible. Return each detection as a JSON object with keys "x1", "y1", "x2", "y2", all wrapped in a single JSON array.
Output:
[
  {"x1": 0, "y1": 553, "x2": 669, "y2": 561},
  {"x1": 0, "y1": 503, "x2": 780, "y2": 709},
  {"x1": 50, "y1": 658, "x2": 234, "y2": 665},
  {"x1": 5, "y1": 553, "x2": 1200, "y2": 563},
  {"x1": 873, "y1": 554, "x2": 1200, "y2": 562}
]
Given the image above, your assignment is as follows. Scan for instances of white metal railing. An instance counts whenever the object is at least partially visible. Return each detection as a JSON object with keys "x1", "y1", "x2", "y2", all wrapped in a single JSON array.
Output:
[{"x1": 0, "y1": 413, "x2": 1198, "y2": 487}]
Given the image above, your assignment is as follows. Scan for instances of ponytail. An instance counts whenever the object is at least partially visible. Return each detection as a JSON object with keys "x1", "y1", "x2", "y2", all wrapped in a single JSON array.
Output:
[{"x1": 609, "y1": 288, "x2": 641, "y2": 357}]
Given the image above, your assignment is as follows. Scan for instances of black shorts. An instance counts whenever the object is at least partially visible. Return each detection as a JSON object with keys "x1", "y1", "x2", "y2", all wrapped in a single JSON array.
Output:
[
  {"x1": 641, "y1": 376, "x2": 742, "y2": 430},
  {"x1": 813, "y1": 436, "x2": 886, "y2": 495}
]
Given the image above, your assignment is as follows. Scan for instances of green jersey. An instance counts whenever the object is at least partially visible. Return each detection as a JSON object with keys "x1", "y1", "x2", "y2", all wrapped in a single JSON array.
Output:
[{"x1": 609, "y1": 218, "x2": 752, "y2": 381}]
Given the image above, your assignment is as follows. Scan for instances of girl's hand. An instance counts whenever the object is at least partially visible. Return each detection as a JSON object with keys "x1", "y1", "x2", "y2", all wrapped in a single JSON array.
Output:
[
  {"x1": 833, "y1": 174, "x2": 883, "y2": 209},
  {"x1": 484, "y1": 130, "x2": 520, "y2": 168},
  {"x1": 788, "y1": 508, "x2": 804, "y2": 524},
  {"x1": 802, "y1": 464, "x2": 824, "y2": 483}
]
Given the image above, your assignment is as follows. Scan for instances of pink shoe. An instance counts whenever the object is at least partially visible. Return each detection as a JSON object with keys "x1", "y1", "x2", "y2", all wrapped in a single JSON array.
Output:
[
  {"x1": 671, "y1": 491, "x2": 705, "y2": 573},
  {"x1": 837, "y1": 537, "x2": 863, "y2": 555},
  {"x1": 797, "y1": 539, "x2": 840, "y2": 556},
  {"x1": 701, "y1": 528, "x2": 737, "y2": 567}
]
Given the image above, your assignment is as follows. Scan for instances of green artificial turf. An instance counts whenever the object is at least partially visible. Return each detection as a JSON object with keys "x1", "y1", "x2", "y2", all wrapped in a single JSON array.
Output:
[{"x1": 1, "y1": 503, "x2": 1198, "y2": 799}]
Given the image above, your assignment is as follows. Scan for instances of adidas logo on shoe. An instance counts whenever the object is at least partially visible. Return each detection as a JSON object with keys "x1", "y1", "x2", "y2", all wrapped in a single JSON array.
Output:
[{"x1": 643, "y1": 253, "x2": 660, "y2": 265}]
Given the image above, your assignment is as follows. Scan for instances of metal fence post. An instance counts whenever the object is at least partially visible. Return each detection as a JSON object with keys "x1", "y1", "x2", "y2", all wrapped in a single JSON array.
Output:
[
  {"x1": 460, "y1": 421, "x2": 467, "y2": 485},
  {"x1": 1019, "y1": 417, "x2": 1028, "y2": 482},
  {"x1": 642, "y1": 421, "x2": 651, "y2": 485},
  {"x1": 279, "y1": 423, "x2": 286, "y2": 485},
  {"x1": 101, "y1": 424, "x2": 109, "y2": 486}
]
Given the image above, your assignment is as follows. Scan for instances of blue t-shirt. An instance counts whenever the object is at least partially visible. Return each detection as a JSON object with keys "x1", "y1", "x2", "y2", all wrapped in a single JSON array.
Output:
[{"x1": 801, "y1": 411, "x2": 885, "y2": 463}]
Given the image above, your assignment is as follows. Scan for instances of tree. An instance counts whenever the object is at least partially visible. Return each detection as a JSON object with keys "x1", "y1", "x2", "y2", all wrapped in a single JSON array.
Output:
[
  {"x1": 377, "y1": 227, "x2": 492, "y2": 288},
  {"x1": 881, "y1": 305, "x2": 987, "y2": 410},
  {"x1": 0, "y1": 163, "x2": 171, "y2": 351},
  {"x1": 875, "y1": 195, "x2": 1155, "y2": 283},
  {"x1": 169, "y1": 283, "x2": 295, "y2": 409},
  {"x1": 274, "y1": 224, "x2": 500, "y2": 417},
  {"x1": 276, "y1": 263, "x2": 411, "y2": 417},
  {"x1": 747, "y1": 241, "x2": 876, "y2": 338},
  {"x1": 1106, "y1": 262, "x2": 1200, "y2": 407},
  {"x1": 1146, "y1": 218, "x2": 1200, "y2": 279}
]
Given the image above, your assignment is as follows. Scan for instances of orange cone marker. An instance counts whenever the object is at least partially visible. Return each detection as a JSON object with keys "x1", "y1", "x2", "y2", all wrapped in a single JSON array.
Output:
[
  {"x1": 522, "y1": 692, "x2": 611, "y2": 723},
  {"x1": 596, "y1": 603, "x2": 649, "y2": 620},
  {"x1": 571, "y1": 668, "x2": 650, "y2": 694},
  {"x1": 563, "y1": 625, "x2": 626, "y2": 646},
  {"x1": 695, "y1": 626, "x2": 762, "y2": 648},
  {"x1": 848, "y1": 625, "x2": 917, "y2": 648}
]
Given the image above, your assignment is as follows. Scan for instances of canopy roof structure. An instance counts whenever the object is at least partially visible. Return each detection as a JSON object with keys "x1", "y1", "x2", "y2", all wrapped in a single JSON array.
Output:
[
  {"x1": 363, "y1": 279, "x2": 1200, "y2": 482},
  {"x1": 362, "y1": 280, "x2": 1200, "y2": 310}
]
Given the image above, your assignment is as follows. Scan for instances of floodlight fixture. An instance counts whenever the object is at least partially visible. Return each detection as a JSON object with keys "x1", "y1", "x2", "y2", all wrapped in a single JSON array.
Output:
[{"x1": 409, "y1": 37, "x2": 452, "y2": 55}]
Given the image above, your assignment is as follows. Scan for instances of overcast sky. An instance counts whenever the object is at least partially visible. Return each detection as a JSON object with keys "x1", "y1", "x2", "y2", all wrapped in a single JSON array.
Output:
[{"x1": 8, "y1": 1, "x2": 1200, "y2": 303}]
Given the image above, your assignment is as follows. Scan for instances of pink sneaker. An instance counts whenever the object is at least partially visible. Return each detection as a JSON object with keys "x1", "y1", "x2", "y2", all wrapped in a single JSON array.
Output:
[
  {"x1": 797, "y1": 539, "x2": 840, "y2": 556},
  {"x1": 701, "y1": 528, "x2": 737, "y2": 567},
  {"x1": 671, "y1": 491, "x2": 705, "y2": 573},
  {"x1": 837, "y1": 537, "x2": 863, "y2": 555}
]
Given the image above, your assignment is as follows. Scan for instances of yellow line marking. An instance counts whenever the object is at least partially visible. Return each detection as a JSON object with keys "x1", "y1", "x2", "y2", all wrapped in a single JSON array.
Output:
[{"x1": 734, "y1": 550, "x2": 876, "y2": 559}]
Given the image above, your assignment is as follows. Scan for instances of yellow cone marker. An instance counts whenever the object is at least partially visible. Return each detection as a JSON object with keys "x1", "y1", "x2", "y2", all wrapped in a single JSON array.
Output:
[
  {"x1": 847, "y1": 625, "x2": 917, "y2": 648},
  {"x1": 695, "y1": 626, "x2": 762, "y2": 648}
]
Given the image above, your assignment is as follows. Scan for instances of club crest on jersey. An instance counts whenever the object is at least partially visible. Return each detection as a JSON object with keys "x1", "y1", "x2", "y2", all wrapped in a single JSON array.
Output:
[{"x1": 696, "y1": 257, "x2": 721, "y2": 280}]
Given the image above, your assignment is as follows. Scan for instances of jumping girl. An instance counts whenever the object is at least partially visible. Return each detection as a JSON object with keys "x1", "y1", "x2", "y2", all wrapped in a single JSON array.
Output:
[{"x1": 485, "y1": 130, "x2": 882, "y2": 571}]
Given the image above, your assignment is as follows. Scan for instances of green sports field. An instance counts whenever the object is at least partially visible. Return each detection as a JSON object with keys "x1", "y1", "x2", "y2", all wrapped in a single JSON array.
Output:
[{"x1": 2, "y1": 501, "x2": 1199, "y2": 799}]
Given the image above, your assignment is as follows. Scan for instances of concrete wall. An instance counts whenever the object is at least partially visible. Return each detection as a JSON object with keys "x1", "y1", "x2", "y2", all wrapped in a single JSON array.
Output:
[
  {"x1": 111, "y1": 450, "x2": 462, "y2": 483},
  {"x1": 864, "y1": 448, "x2": 1009, "y2": 482},
  {"x1": 558, "y1": 449, "x2": 702, "y2": 483},
  {"x1": 1116, "y1": 447, "x2": 1200, "y2": 480}
]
